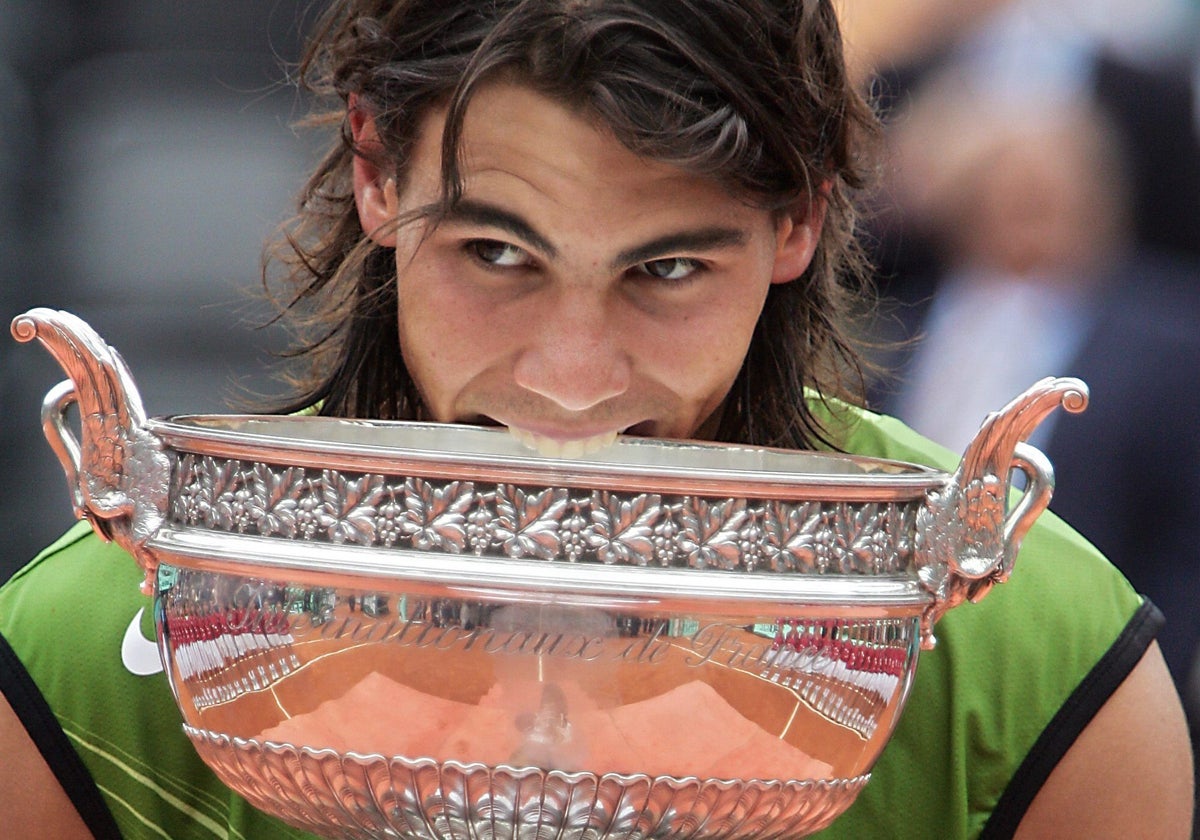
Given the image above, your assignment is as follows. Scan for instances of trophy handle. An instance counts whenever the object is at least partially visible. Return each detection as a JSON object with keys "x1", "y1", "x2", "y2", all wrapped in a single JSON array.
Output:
[
  {"x1": 40, "y1": 379, "x2": 88, "y2": 524},
  {"x1": 916, "y1": 377, "x2": 1088, "y2": 648},
  {"x1": 1002, "y1": 442, "x2": 1056, "y2": 561},
  {"x1": 12, "y1": 308, "x2": 171, "y2": 593}
]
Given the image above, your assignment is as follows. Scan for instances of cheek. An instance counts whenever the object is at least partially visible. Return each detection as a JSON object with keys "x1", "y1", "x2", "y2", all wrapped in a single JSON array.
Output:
[
  {"x1": 395, "y1": 258, "x2": 499, "y2": 410},
  {"x1": 644, "y1": 300, "x2": 763, "y2": 402},
  {"x1": 400, "y1": 282, "x2": 486, "y2": 346},
  {"x1": 688, "y1": 278, "x2": 768, "y2": 357}
]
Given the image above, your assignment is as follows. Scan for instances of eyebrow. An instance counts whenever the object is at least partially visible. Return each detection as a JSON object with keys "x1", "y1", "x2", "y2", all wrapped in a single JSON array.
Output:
[
  {"x1": 442, "y1": 200, "x2": 559, "y2": 258},
  {"x1": 612, "y1": 227, "x2": 748, "y2": 269}
]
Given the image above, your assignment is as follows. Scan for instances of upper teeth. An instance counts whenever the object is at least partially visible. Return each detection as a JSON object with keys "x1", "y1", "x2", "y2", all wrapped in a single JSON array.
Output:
[{"x1": 507, "y1": 427, "x2": 619, "y2": 458}]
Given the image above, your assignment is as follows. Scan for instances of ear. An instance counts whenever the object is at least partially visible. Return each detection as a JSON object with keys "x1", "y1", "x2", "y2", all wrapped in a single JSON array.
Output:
[
  {"x1": 349, "y1": 95, "x2": 400, "y2": 247},
  {"x1": 770, "y1": 193, "x2": 827, "y2": 285}
]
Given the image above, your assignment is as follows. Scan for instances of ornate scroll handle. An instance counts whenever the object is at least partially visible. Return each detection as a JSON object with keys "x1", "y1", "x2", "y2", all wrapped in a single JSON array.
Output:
[
  {"x1": 916, "y1": 376, "x2": 1089, "y2": 649},
  {"x1": 11, "y1": 308, "x2": 170, "y2": 593}
]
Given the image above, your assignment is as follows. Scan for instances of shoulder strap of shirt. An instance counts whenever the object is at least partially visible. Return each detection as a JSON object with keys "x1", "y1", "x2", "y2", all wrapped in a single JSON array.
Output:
[
  {"x1": 0, "y1": 628, "x2": 123, "y2": 839},
  {"x1": 979, "y1": 599, "x2": 1164, "y2": 837}
]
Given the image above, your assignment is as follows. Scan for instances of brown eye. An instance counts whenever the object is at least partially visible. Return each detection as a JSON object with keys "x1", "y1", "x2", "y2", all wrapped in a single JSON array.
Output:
[
  {"x1": 470, "y1": 239, "x2": 529, "y2": 267},
  {"x1": 638, "y1": 257, "x2": 701, "y2": 281}
]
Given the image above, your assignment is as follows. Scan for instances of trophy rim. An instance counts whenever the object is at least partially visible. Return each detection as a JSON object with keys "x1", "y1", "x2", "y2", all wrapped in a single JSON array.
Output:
[{"x1": 148, "y1": 414, "x2": 948, "y2": 502}]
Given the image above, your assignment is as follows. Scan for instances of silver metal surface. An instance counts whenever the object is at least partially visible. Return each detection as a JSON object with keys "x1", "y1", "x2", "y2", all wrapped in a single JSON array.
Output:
[
  {"x1": 12, "y1": 307, "x2": 1089, "y2": 838},
  {"x1": 186, "y1": 725, "x2": 871, "y2": 839},
  {"x1": 149, "y1": 526, "x2": 929, "y2": 611}
]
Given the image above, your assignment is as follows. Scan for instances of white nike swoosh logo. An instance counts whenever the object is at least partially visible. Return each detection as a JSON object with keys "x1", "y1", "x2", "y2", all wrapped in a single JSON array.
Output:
[{"x1": 121, "y1": 607, "x2": 164, "y2": 676}]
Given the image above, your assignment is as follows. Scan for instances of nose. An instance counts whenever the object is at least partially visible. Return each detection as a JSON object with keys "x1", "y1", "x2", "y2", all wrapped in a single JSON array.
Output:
[{"x1": 511, "y1": 291, "x2": 632, "y2": 412}]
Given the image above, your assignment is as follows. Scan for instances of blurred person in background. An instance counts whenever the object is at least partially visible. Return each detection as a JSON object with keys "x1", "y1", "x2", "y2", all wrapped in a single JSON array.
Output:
[
  {"x1": 877, "y1": 81, "x2": 1135, "y2": 455},
  {"x1": 868, "y1": 64, "x2": 1200, "y2": 819}
]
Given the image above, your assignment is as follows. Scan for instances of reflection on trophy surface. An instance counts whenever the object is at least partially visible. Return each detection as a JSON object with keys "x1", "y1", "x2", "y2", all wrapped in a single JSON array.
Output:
[
  {"x1": 164, "y1": 580, "x2": 915, "y2": 779},
  {"x1": 166, "y1": 573, "x2": 916, "y2": 837}
]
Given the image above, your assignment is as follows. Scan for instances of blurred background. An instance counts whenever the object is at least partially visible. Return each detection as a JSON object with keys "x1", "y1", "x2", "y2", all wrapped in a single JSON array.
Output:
[
  {"x1": 2, "y1": 0, "x2": 1200, "y2": 799},
  {"x1": 1, "y1": 0, "x2": 324, "y2": 577}
]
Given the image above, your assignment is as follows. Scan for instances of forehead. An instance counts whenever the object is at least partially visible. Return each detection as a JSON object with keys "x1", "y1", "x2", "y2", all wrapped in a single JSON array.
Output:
[{"x1": 404, "y1": 81, "x2": 755, "y2": 220}]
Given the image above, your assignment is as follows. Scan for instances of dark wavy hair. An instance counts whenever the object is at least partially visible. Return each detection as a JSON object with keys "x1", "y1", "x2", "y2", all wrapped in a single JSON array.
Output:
[{"x1": 268, "y1": 0, "x2": 880, "y2": 449}]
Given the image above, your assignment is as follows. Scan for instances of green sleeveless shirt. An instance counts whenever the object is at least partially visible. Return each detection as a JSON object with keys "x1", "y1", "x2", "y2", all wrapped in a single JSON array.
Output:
[{"x1": 0, "y1": 403, "x2": 1152, "y2": 839}]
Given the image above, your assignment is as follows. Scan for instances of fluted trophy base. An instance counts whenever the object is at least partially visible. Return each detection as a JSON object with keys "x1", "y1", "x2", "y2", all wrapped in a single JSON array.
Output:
[{"x1": 187, "y1": 726, "x2": 869, "y2": 839}]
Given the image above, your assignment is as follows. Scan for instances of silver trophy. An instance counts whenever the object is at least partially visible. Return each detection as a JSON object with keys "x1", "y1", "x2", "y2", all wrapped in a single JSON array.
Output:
[{"x1": 13, "y1": 307, "x2": 1088, "y2": 839}]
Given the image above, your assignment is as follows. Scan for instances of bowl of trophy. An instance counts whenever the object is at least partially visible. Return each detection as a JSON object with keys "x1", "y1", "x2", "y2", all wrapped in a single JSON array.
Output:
[{"x1": 13, "y1": 307, "x2": 1088, "y2": 839}]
